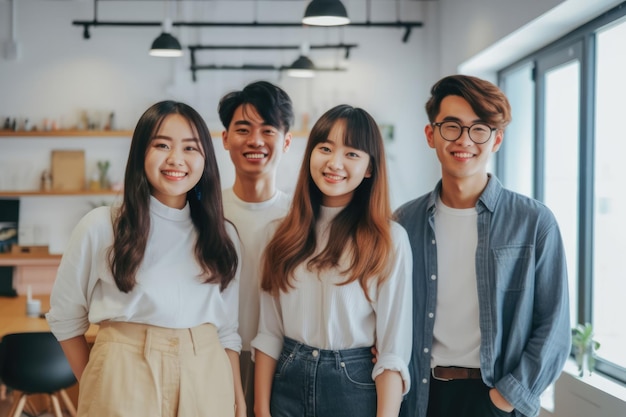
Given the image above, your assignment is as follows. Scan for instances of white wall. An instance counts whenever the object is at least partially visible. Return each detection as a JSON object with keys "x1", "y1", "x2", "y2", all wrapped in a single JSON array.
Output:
[
  {"x1": 0, "y1": 0, "x2": 441, "y2": 252},
  {"x1": 437, "y1": 0, "x2": 565, "y2": 76},
  {"x1": 1, "y1": 0, "x2": 620, "y2": 252}
]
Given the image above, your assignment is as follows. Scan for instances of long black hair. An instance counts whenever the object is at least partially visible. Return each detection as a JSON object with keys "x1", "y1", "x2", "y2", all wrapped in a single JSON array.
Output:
[{"x1": 109, "y1": 100, "x2": 238, "y2": 292}]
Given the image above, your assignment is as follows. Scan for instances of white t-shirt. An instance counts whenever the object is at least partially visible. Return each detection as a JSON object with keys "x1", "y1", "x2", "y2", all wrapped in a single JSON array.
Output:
[
  {"x1": 431, "y1": 196, "x2": 481, "y2": 368},
  {"x1": 222, "y1": 188, "x2": 291, "y2": 351},
  {"x1": 47, "y1": 196, "x2": 242, "y2": 352},
  {"x1": 251, "y1": 205, "x2": 413, "y2": 394}
]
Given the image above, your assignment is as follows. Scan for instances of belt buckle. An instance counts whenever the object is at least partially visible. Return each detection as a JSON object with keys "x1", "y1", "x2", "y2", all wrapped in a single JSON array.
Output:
[{"x1": 431, "y1": 367, "x2": 452, "y2": 382}]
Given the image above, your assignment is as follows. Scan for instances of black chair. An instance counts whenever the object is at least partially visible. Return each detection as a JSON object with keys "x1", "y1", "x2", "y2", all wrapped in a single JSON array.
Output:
[{"x1": 0, "y1": 332, "x2": 77, "y2": 417}]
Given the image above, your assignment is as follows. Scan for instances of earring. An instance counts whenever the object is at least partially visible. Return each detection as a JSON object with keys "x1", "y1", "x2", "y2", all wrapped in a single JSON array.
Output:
[{"x1": 194, "y1": 185, "x2": 202, "y2": 201}]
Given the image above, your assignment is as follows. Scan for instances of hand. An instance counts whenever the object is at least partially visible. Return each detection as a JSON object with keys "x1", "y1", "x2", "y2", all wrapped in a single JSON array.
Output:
[
  {"x1": 489, "y1": 388, "x2": 514, "y2": 413},
  {"x1": 371, "y1": 346, "x2": 379, "y2": 364}
]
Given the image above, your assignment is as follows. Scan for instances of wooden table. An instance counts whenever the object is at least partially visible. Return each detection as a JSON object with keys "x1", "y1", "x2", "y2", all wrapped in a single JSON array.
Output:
[{"x1": 0, "y1": 295, "x2": 99, "y2": 342}]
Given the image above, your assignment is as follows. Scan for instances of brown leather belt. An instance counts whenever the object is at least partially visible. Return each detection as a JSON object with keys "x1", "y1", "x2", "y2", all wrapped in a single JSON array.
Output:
[{"x1": 432, "y1": 366, "x2": 482, "y2": 381}]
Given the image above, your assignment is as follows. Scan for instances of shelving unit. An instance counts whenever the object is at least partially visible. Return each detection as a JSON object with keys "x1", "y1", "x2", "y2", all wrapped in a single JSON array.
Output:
[
  {"x1": 0, "y1": 129, "x2": 310, "y2": 138},
  {"x1": 0, "y1": 130, "x2": 131, "y2": 198},
  {"x1": 0, "y1": 129, "x2": 133, "y2": 137},
  {"x1": 0, "y1": 190, "x2": 121, "y2": 198},
  {"x1": 0, "y1": 130, "x2": 131, "y2": 256}
]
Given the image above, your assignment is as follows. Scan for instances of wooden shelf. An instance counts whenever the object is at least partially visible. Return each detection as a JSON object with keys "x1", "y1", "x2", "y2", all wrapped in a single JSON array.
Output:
[
  {"x1": 0, "y1": 129, "x2": 308, "y2": 138},
  {"x1": 0, "y1": 190, "x2": 121, "y2": 197},
  {"x1": 0, "y1": 129, "x2": 132, "y2": 137},
  {"x1": 0, "y1": 253, "x2": 62, "y2": 266}
]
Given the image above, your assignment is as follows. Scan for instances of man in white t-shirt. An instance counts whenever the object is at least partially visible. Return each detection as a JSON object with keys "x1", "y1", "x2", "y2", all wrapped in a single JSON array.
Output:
[
  {"x1": 396, "y1": 75, "x2": 570, "y2": 417},
  {"x1": 218, "y1": 80, "x2": 294, "y2": 417}
]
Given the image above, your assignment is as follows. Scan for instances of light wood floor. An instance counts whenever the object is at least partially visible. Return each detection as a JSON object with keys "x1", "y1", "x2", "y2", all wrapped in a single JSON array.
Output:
[{"x1": 0, "y1": 389, "x2": 66, "y2": 417}]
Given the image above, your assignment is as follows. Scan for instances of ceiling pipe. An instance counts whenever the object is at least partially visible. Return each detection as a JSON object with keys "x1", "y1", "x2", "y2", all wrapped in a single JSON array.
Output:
[
  {"x1": 3, "y1": 0, "x2": 20, "y2": 60},
  {"x1": 188, "y1": 43, "x2": 357, "y2": 58},
  {"x1": 76, "y1": 0, "x2": 421, "y2": 42},
  {"x1": 74, "y1": 20, "x2": 422, "y2": 42},
  {"x1": 189, "y1": 64, "x2": 346, "y2": 83},
  {"x1": 188, "y1": 43, "x2": 356, "y2": 82}
]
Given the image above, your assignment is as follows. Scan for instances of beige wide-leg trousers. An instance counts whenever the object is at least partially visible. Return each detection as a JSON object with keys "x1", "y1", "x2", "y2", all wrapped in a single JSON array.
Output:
[{"x1": 77, "y1": 321, "x2": 234, "y2": 417}]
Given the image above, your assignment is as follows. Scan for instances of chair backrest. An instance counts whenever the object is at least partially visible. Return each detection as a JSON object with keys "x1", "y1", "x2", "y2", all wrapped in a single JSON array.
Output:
[{"x1": 0, "y1": 332, "x2": 77, "y2": 393}]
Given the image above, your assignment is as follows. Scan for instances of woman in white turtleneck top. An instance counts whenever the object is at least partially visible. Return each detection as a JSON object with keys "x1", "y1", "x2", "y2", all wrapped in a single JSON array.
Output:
[
  {"x1": 252, "y1": 105, "x2": 413, "y2": 417},
  {"x1": 47, "y1": 101, "x2": 245, "y2": 417}
]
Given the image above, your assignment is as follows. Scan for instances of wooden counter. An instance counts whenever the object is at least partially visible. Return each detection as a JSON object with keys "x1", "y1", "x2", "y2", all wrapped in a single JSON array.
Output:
[
  {"x1": 0, "y1": 253, "x2": 62, "y2": 266},
  {"x1": 0, "y1": 294, "x2": 98, "y2": 342},
  {"x1": 0, "y1": 253, "x2": 62, "y2": 295}
]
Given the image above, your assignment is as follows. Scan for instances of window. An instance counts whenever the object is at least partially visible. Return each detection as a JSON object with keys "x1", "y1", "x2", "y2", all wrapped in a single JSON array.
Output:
[
  {"x1": 539, "y1": 48, "x2": 582, "y2": 328},
  {"x1": 592, "y1": 17, "x2": 626, "y2": 372},
  {"x1": 498, "y1": 62, "x2": 535, "y2": 197},
  {"x1": 498, "y1": 4, "x2": 626, "y2": 383}
]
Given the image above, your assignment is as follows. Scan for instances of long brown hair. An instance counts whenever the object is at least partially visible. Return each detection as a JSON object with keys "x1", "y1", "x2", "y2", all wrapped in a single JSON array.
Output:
[
  {"x1": 109, "y1": 100, "x2": 238, "y2": 293},
  {"x1": 261, "y1": 104, "x2": 394, "y2": 300}
]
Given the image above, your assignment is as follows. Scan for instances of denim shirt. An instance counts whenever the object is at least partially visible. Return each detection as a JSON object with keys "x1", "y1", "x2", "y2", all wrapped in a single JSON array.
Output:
[{"x1": 395, "y1": 175, "x2": 570, "y2": 417}]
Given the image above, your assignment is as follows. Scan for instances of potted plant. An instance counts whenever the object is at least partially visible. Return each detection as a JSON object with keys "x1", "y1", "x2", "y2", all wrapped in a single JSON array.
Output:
[
  {"x1": 572, "y1": 322, "x2": 601, "y2": 377},
  {"x1": 97, "y1": 160, "x2": 111, "y2": 190}
]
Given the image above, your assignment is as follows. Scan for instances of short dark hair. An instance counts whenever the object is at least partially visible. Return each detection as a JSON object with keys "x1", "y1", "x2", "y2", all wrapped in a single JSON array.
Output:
[
  {"x1": 218, "y1": 80, "x2": 294, "y2": 133},
  {"x1": 425, "y1": 74, "x2": 512, "y2": 129}
]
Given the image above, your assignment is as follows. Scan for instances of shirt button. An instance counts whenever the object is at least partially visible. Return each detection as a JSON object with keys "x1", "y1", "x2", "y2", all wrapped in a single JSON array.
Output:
[
  {"x1": 422, "y1": 378, "x2": 428, "y2": 384},
  {"x1": 431, "y1": 275, "x2": 437, "y2": 280},
  {"x1": 428, "y1": 312, "x2": 434, "y2": 318},
  {"x1": 312, "y1": 350, "x2": 319, "y2": 357},
  {"x1": 423, "y1": 348, "x2": 429, "y2": 353},
  {"x1": 431, "y1": 239, "x2": 436, "y2": 245}
]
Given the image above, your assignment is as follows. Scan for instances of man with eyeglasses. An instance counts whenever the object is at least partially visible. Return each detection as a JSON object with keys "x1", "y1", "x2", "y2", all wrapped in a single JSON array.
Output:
[{"x1": 395, "y1": 75, "x2": 570, "y2": 417}]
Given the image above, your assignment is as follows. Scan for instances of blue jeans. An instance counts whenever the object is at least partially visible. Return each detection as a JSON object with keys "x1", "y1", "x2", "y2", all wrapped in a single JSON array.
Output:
[{"x1": 270, "y1": 337, "x2": 377, "y2": 417}]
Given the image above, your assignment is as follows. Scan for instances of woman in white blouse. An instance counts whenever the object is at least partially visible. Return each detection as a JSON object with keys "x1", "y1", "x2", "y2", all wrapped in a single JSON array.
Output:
[
  {"x1": 47, "y1": 101, "x2": 245, "y2": 416},
  {"x1": 252, "y1": 104, "x2": 413, "y2": 417}
]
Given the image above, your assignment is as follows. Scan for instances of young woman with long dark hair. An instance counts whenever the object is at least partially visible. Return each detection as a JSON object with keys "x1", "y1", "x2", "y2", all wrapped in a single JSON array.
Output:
[{"x1": 48, "y1": 100, "x2": 245, "y2": 416}]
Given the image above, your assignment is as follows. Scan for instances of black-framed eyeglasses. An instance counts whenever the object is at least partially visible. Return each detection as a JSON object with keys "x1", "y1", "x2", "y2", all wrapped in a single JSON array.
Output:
[{"x1": 432, "y1": 121, "x2": 497, "y2": 144}]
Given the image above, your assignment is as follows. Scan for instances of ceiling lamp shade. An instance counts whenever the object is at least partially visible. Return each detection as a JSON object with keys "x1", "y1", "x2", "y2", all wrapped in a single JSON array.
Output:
[
  {"x1": 150, "y1": 33, "x2": 183, "y2": 57},
  {"x1": 302, "y1": 0, "x2": 350, "y2": 26},
  {"x1": 149, "y1": 18, "x2": 183, "y2": 57},
  {"x1": 286, "y1": 55, "x2": 315, "y2": 78}
]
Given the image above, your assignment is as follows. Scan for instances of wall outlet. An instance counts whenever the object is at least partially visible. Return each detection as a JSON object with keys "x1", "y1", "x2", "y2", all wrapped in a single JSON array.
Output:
[{"x1": 3, "y1": 40, "x2": 19, "y2": 61}]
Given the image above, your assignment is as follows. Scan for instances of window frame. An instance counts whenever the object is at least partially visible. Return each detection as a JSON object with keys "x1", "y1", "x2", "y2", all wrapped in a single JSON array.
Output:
[{"x1": 497, "y1": 1, "x2": 626, "y2": 384}]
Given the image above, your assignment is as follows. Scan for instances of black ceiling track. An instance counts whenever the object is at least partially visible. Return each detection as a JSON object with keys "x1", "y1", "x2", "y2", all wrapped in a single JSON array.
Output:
[{"x1": 73, "y1": 0, "x2": 422, "y2": 42}]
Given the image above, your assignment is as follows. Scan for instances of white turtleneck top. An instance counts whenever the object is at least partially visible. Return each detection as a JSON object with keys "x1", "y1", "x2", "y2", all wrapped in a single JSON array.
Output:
[
  {"x1": 47, "y1": 196, "x2": 242, "y2": 352},
  {"x1": 251, "y1": 205, "x2": 413, "y2": 393}
]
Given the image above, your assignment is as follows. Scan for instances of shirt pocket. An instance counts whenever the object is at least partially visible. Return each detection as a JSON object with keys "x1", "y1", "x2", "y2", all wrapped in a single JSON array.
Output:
[{"x1": 492, "y1": 245, "x2": 534, "y2": 291}]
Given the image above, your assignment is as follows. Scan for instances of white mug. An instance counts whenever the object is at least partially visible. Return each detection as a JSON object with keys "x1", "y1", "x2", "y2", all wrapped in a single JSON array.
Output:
[{"x1": 26, "y1": 299, "x2": 42, "y2": 317}]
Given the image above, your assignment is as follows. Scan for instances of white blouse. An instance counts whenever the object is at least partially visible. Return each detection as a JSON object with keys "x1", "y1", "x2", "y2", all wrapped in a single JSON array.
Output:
[
  {"x1": 47, "y1": 196, "x2": 242, "y2": 352},
  {"x1": 251, "y1": 205, "x2": 413, "y2": 393}
]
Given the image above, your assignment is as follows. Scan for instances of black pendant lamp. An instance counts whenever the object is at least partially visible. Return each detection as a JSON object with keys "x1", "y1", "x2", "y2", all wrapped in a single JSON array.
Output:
[
  {"x1": 302, "y1": 0, "x2": 350, "y2": 26},
  {"x1": 287, "y1": 43, "x2": 316, "y2": 78},
  {"x1": 287, "y1": 56, "x2": 315, "y2": 78},
  {"x1": 150, "y1": 18, "x2": 183, "y2": 57}
]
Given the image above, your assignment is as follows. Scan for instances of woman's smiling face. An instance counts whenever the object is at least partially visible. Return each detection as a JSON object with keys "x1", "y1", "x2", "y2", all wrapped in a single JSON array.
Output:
[
  {"x1": 144, "y1": 114, "x2": 205, "y2": 209},
  {"x1": 309, "y1": 120, "x2": 371, "y2": 207}
]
